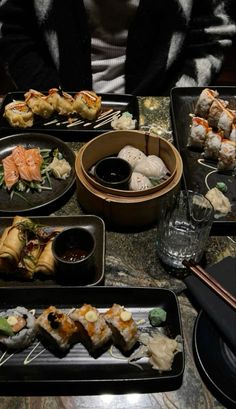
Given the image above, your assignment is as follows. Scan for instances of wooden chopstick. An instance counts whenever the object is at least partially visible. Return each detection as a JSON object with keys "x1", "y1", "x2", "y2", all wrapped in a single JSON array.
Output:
[{"x1": 183, "y1": 259, "x2": 236, "y2": 310}]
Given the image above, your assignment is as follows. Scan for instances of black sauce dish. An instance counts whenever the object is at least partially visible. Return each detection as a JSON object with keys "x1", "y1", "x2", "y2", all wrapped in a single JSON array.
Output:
[
  {"x1": 93, "y1": 156, "x2": 132, "y2": 190},
  {"x1": 52, "y1": 227, "x2": 96, "y2": 285}
]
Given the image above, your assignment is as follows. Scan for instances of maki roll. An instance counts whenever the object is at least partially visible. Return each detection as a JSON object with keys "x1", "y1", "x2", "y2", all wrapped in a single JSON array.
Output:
[
  {"x1": 188, "y1": 116, "x2": 209, "y2": 149},
  {"x1": 202, "y1": 129, "x2": 223, "y2": 160},
  {"x1": 0, "y1": 306, "x2": 36, "y2": 351},
  {"x1": 194, "y1": 88, "x2": 218, "y2": 118},
  {"x1": 217, "y1": 140, "x2": 236, "y2": 171},
  {"x1": 218, "y1": 108, "x2": 236, "y2": 138},
  {"x1": 207, "y1": 98, "x2": 228, "y2": 128},
  {"x1": 47, "y1": 88, "x2": 75, "y2": 116},
  {"x1": 73, "y1": 90, "x2": 101, "y2": 120},
  {"x1": 4, "y1": 100, "x2": 34, "y2": 128},
  {"x1": 103, "y1": 304, "x2": 139, "y2": 352},
  {"x1": 69, "y1": 304, "x2": 112, "y2": 352},
  {"x1": 24, "y1": 89, "x2": 54, "y2": 119},
  {"x1": 36, "y1": 306, "x2": 78, "y2": 352},
  {"x1": 229, "y1": 124, "x2": 236, "y2": 142}
]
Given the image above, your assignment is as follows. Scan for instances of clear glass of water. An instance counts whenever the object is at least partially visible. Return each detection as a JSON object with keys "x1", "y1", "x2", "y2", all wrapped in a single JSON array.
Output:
[{"x1": 156, "y1": 190, "x2": 214, "y2": 269}]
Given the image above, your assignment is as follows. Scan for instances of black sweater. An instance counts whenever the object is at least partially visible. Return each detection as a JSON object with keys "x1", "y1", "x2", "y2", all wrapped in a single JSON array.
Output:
[{"x1": 0, "y1": 0, "x2": 235, "y2": 95}]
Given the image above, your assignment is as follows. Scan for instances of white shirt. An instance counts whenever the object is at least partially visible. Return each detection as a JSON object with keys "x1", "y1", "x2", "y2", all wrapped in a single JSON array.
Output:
[{"x1": 84, "y1": 0, "x2": 140, "y2": 93}]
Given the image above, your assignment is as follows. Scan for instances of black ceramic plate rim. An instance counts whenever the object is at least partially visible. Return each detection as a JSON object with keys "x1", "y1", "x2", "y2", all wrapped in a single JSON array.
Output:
[
  {"x1": 193, "y1": 310, "x2": 236, "y2": 406},
  {"x1": 0, "y1": 92, "x2": 139, "y2": 135},
  {"x1": 0, "y1": 214, "x2": 105, "y2": 287},
  {"x1": 0, "y1": 132, "x2": 75, "y2": 213},
  {"x1": 170, "y1": 86, "x2": 236, "y2": 236}
]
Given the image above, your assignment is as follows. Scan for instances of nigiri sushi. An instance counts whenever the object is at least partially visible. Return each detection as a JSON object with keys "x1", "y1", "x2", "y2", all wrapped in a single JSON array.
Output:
[
  {"x1": 0, "y1": 306, "x2": 36, "y2": 351},
  {"x1": 69, "y1": 304, "x2": 112, "y2": 352},
  {"x1": 103, "y1": 304, "x2": 139, "y2": 352}
]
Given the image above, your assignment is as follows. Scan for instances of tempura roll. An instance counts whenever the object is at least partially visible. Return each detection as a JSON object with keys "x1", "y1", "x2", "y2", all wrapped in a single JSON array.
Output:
[
  {"x1": 218, "y1": 108, "x2": 236, "y2": 138},
  {"x1": 217, "y1": 139, "x2": 236, "y2": 171},
  {"x1": 202, "y1": 129, "x2": 223, "y2": 160},
  {"x1": 4, "y1": 101, "x2": 34, "y2": 128},
  {"x1": 188, "y1": 116, "x2": 209, "y2": 148},
  {"x1": 24, "y1": 89, "x2": 54, "y2": 118},
  {"x1": 194, "y1": 88, "x2": 218, "y2": 118},
  {"x1": 47, "y1": 88, "x2": 75, "y2": 116},
  {"x1": 207, "y1": 98, "x2": 229, "y2": 128},
  {"x1": 103, "y1": 304, "x2": 139, "y2": 352},
  {"x1": 73, "y1": 90, "x2": 101, "y2": 120},
  {"x1": 36, "y1": 306, "x2": 78, "y2": 352},
  {"x1": 229, "y1": 124, "x2": 236, "y2": 142},
  {"x1": 0, "y1": 216, "x2": 30, "y2": 273},
  {"x1": 69, "y1": 304, "x2": 112, "y2": 352}
]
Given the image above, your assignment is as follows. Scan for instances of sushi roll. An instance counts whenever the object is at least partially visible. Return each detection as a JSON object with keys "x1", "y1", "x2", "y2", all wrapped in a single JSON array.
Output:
[
  {"x1": 217, "y1": 139, "x2": 236, "y2": 171},
  {"x1": 73, "y1": 90, "x2": 101, "y2": 120},
  {"x1": 47, "y1": 88, "x2": 75, "y2": 116},
  {"x1": 188, "y1": 116, "x2": 209, "y2": 149},
  {"x1": 36, "y1": 306, "x2": 78, "y2": 352},
  {"x1": 0, "y1": 306, "x2": 36, "y2": 351},
  {"x1": 202, "y1": 129, "x2": 223, "y2": 160},
  {"x1": 4, "y1": 100, "x2": 34, "y2": 128},
  {"x1": 207, "y1": 98, "x2": 229, "y2": 128},
  {"x1": 229, "y1": 124, "x2": 236, "y2": 142},
  {"x1": 103, "y1": 304, "x2": 139, "y2": 352},
  {"x1": 69, "y1": 304, "x2": 112, "y2": 352},
  {"x1": 194, "y1": 88, "x2": 218, "y2": 118},
  {"x1": 24, "y1": 89, "x2": 54, "y2": 119},
  {"x1": 218, "y1": 108, "x2": 236, "y2": 138}
]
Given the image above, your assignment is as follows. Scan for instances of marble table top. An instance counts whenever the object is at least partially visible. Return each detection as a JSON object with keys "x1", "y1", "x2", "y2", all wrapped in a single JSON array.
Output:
[{"x1": 0, "y1": 96, "x2": 235, "y2": 409}]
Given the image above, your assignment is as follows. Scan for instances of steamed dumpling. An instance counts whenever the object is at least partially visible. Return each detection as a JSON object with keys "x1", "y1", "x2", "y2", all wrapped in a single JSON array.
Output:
[
  {"x1": 118, "y1": 145, "x2": 146, "y2": 168},
  {"x1": 129, "y1": 172, "x2": 153, "y2": 191},
  {"x1": 134, "y1": 155, "x2": 169, "y2": 181}
]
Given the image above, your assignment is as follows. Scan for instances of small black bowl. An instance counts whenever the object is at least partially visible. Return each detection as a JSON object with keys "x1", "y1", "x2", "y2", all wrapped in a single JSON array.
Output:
[
  {"x1": 52, "y1": 227, "x2": 96, "y2": 285},
  {"x1": 93, "y1": 156, "x2": 132, "y2": 190}
]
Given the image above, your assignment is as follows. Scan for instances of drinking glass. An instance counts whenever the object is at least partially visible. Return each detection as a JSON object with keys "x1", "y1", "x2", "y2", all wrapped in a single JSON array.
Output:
[{"x1": 156, "y1": 190, "x2": 214, "y2": 269}]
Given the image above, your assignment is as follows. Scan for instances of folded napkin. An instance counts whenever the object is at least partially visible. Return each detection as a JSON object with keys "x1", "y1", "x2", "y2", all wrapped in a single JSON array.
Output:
[{"x1": 184, "y1": 256, "x2": 236, "y2": 354}]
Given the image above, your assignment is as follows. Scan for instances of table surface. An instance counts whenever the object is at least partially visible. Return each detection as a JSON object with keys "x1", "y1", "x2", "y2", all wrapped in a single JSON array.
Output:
[{"x1": 0, "y1": 96, "x2": 235, "y2": 409}]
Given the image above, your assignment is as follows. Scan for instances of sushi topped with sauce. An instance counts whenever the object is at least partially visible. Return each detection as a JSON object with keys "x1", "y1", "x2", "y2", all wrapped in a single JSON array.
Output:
[
  {"x1": 36, "y1": 306, "x2": 78, "y2": 353},
  {"x1": 69, "y1": 304, "x2": 112, "y2": 352},
  {"x1": 103, "y1": 304, "x2": 139, "y2": 352},
  {"x1": 0, "y1": 306, "x2": 36, "y2": 351}
]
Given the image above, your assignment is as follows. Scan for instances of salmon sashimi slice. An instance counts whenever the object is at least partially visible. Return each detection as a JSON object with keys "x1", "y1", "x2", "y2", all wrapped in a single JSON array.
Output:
[
  {"x1": 11, "y1": 146, "x2": 32, "y2": 181},
  {"x1": 25, "y1": 148, "x2": 43, "y2": 181},
  {"x1": 2, "y1": 154, "x2": 19, "y2": 189}
]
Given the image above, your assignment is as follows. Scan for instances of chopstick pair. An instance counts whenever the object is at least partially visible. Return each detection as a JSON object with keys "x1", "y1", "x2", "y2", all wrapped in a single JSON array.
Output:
[{"x1": 183, "y1": 259, "x2": 236, "y2": 310}]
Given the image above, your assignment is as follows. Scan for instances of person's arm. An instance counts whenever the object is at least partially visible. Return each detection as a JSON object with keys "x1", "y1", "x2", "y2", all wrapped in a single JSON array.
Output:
[
  {"x1": 0, "y1": 0, "x2": 60, "y2": 90},
  {"x1": 174, "y1": 0, "x2": 236, "y2": 87}
]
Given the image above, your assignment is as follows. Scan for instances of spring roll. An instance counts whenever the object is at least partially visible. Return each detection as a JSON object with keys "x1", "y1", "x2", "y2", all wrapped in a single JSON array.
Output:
[
  {"x1": 34, "y1": 228, "x2": 63, "y2": 276},
  {"x1": 18, "y1": 238, "x2": 43, "y2": 279},
  {"x1": 0, "y1": 216, "x2": 30, "y2": 273}
]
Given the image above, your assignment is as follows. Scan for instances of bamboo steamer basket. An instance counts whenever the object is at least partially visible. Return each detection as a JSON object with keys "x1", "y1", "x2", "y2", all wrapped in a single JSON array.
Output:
[
  {"x1": 80, "y1": 130, "x2": 178, "y2": 197},
  {"x1": 75, "y1": 131, "x2": 183, "y2": 228}
]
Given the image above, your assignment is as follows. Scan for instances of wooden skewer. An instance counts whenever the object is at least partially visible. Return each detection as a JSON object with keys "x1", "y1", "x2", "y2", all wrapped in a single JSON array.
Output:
[{"x1": 183, "y1": 259, "x2": 236, "y2": 310}]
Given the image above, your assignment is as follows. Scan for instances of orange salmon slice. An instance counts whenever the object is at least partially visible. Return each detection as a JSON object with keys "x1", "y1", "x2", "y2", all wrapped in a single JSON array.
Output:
[
  {"x1": 11, "y1": 146, "x2": 32, "y2": 181},
  {"x1": 25, "y1": 148, "x2": 43, "y2": 181},
  {"x1": 2, "y1": 154, "x2": 19, "y2": 189}
]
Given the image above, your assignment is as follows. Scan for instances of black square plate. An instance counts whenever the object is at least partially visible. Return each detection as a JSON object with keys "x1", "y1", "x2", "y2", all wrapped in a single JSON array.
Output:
[
  {"x1": 0, "y1": 286, "x2": 184, "y2": 395},
  {"x1": 0, "y1": 92, "x2": 139, "y2": 141},
  {"x1": 0, "y1": 215, "x2": 105, "y2": 287},
  {"x1": 170, "y1": 86, "x2": 236, "y2": 236}
]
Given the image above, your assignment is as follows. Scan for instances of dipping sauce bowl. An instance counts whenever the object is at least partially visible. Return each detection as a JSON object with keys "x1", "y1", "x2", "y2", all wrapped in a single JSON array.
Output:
[
  {"x1": 94, "y1": 156, "x2": 132, "y2": 190},
  {"x1": 52, "y1": 227, "x2": 96, "y2": 285}
]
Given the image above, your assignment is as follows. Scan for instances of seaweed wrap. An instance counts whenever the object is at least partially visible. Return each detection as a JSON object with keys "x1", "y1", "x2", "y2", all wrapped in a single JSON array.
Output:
[
  {"x1": 103, "y1": 304, "x2": 139, "y2": 352},
  {"x1": 0, "y1": 306, "x2": 36, "y2": 351}
]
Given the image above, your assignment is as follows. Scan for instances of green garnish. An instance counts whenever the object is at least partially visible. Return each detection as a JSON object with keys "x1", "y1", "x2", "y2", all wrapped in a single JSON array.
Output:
[
  {"x1": 148, "y1": 307, "x2": 167, "y2": 327},
  {"x1": 0, "y1": 317, "x2": 14, "y2": 337}
]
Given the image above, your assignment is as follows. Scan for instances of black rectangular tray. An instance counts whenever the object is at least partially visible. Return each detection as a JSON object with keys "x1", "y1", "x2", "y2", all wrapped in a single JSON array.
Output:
[
  {"x1": 0, "y1": 286, "x2": 184, "y2": 395},
  {"x1": 0, "y1": 215, "x2": 105, "y2": 287},
  {"x1": 170, "y1": 86, "x2": 236, "y2": 236},
  {"x1": 0, "y1": 92, "x2": 139, "y2": 141}
]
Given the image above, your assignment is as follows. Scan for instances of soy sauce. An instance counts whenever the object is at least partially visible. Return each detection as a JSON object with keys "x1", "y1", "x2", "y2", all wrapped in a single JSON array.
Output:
[{"x1": 60, "y1": 248, "x2": 88, "y2": 262}]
